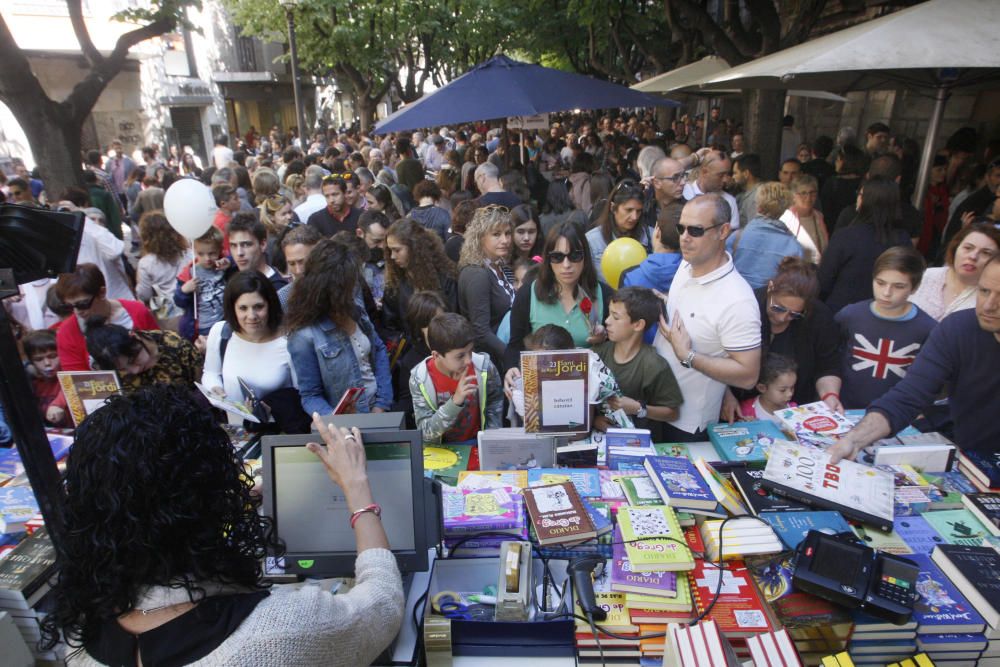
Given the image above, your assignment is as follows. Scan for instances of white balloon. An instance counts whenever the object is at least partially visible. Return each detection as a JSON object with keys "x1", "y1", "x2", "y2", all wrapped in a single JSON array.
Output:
[{"x1": 163, "y1": 178, "x2": 217, "y2": 239}]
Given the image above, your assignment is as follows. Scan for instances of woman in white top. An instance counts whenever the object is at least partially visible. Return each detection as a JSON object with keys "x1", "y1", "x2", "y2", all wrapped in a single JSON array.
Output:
[
  {"x1": 910, "y1": 221, "x2": 1000, "y2": 321},
  {"x1": 780, "y1": 174, "x2": 828, "y2": 263},
  {"x1": 202, "y1": 271, "x2": 296, "y2": 424},
  {"x1": 135, "y1": 211, "x2": 191, "y2": 323}
]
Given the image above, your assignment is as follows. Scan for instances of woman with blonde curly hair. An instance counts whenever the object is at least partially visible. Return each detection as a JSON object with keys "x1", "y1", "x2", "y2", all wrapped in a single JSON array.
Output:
[
  {"x1": 457, "y1": 206, "x2": 515, "y2": 366},
  {"x1": 732, "y1": 181, "x2": 803, "y2": 289},
  {"x1": 284, "y1": 173, "x2": 306, "y2": 206},
  {"x1": 383, "y1": 218, "x2": 457, "y2": 338}
]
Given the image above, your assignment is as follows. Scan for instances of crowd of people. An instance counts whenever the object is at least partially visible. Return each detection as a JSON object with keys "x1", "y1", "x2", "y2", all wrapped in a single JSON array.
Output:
[{"x1": 2, "y1": 109, "x2": 1000, "y2": 662}]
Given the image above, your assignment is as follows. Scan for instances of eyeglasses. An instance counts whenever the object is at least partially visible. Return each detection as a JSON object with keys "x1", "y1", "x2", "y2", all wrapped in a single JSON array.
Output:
[
  {"x1": 677, "y1": 222, "x2": 725, "y2": 238},
  {"x1": 769, "y1": 300, "x2": 805, "y2": 320},
  {"x1": 480, "y1": 204, "x2": 510, "y2": 214},
  {"x1": 66, "y1": 295, "x2": 97, "y2": 311},
  {"x1": 548, "y1": 250, "x2": 585, "y2": 264},
  {"x1": 653, "y1": 173, "x2": 685, "y2": 184}
]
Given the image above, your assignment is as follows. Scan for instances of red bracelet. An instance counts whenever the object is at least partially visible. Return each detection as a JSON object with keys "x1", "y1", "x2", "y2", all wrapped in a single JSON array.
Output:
[
  {"x1": 350, "y1": 503, "x2": 382, "y2": 529},
  {"x1": 821, "y1": 392, "x2": 840, "y2": 402}
]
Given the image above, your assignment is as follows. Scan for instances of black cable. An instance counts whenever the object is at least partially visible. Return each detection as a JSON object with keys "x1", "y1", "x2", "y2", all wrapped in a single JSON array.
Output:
[
  {"x1": 548, "y1": 612, "x2": 668, "y2": 641},
  {"x1": 587, "y1": 612, "x2": 607, "y2": 667},
  {"x1": 691, "y1": 514, "x2": 773, "y2": 626}
]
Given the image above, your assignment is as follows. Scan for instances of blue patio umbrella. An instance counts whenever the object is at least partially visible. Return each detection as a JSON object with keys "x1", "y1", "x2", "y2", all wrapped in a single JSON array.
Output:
[{"x1": 374, "y1": 54, "x2": 678, "y2": 134}]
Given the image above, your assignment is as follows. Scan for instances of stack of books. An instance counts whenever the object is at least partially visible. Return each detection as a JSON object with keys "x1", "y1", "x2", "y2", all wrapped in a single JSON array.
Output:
[
  {"x1": 440, "y1": 484, "x2": 527, "y2": 555},
  {"x1": 0, "y1": 527, "x2": 60, "y2": 662}
]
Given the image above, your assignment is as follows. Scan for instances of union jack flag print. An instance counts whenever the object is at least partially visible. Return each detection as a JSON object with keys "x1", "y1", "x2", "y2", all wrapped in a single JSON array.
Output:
[{"x1": 850, "y1": 334, "x2": 921, "y2": 379}]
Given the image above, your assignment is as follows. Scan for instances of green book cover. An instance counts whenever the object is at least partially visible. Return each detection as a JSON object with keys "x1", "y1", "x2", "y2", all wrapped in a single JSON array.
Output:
[
  {"x1": 652, "y1": 443, "x2": 691, "y2": 458},
  {"x1": 851, "y1": 523, "x2": 914, "y2": 555},
  {"x1": 617, "y1": 505, "x2": 694, "y2": 573},
  {"x1": 922, "y1": 508, "x2": 991, "y2": 546},
  {"x1": 620, "y1": 474, "x2": 663, "y2": 507}
]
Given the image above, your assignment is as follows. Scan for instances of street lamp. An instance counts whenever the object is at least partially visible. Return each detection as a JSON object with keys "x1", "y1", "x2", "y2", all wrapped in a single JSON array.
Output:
[{"x1": 280, "y1": 0, "x2": 307, "y2": 148}]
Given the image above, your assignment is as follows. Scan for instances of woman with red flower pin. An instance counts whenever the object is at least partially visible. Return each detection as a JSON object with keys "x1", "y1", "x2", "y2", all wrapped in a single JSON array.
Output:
[{"x1": 503, "y1": 221, "x2": 612, "y2": 385}]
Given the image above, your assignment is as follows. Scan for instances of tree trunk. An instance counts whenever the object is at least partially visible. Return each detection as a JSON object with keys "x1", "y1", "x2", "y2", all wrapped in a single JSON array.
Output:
[
  {"x1": 11, "y1": 97, "x2": 83, "y2": 201},
  {"x1": 356, "y1": 97, "x2": 377, "y2": 133},
  {"x1": 742, "y1": 89, "x2": 786, "y2": 181}
]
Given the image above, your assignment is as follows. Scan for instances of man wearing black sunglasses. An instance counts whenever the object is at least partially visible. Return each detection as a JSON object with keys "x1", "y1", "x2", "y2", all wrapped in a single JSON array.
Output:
[{"x1": 653, "y1": 195, "x2": 762, "y2": 442}]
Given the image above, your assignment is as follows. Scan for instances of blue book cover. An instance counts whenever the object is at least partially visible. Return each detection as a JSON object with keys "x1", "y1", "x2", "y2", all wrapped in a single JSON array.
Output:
[
  {"x1": 642, "y1": 455, "x2": 715, "y2": 509},
  {"x1": 960, "y1": 450, "x2": 1000, "y2": 487},
  {"x1": 603, "y1": 428, "x2": 652, "y2": 448},
  {"x1": 607, "y1": 446, "x2": 657, "y2": 471},
  {"x1": 894, "y1": 515, "x2": 948, "y2": 554},
  {"x1": 909, "y1": 553, "x2": 986, "y2": 634},
  {"x1": 0, "y1": 434, "x2": 73, "y2": 481},
  {"x1": 527, "y1": 468, "x2": 601, "y2": 498},
  {"x1": 707, "y1": 420, "x2": 790, "y2": 464},
  {"x1": 0, "y1": 486, "x2": 39, "y2": 531},
  {"x1": 583, "y1": 500, "x2": 613, "y2": 536},
  {"x1": 761, "y1": 510, "x2": 854, "y2": 550},
  {"x1": 916, "y1": 632, "x2": 987, "y2": 651}
]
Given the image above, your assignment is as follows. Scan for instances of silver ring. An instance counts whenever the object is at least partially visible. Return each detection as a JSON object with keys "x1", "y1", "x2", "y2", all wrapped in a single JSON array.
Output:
[{"x1": 344, "y1": 434, "x2": 357, "y2": 441}]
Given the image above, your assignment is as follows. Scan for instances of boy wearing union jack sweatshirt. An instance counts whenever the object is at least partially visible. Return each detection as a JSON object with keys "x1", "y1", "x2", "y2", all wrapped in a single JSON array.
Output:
[{"x1": 835, "y1": 246, "x2": 936, "y2": 409}]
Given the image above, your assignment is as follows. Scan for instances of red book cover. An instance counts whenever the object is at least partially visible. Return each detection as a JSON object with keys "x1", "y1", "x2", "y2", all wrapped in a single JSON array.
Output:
[
  {"x1": 687, "y1": 559, "x2": 776, "y2": 637},
  {"x1": 683, "y1": 524, "x2": 706, "y2": 556}
]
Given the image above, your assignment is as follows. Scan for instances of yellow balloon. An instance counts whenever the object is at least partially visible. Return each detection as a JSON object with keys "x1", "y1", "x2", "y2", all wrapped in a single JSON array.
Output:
[{"x1": 601, "y1": 237, "x2": 648, "y2": 287}]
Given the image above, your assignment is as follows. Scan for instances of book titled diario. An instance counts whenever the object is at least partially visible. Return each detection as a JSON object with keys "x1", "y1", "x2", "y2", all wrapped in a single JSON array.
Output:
[
  {"x1": 617, "y1": 505, "x2": 693, "y2": 572},
  {"x1": 522, "y1": 482, "x2": 596, "y2": 545},
  {"x1": 761, "y1": 441, "x2": 895, "y2": 531},
  {"x1": 520, "y1": 349, "x2": 590, "y2": 434}
]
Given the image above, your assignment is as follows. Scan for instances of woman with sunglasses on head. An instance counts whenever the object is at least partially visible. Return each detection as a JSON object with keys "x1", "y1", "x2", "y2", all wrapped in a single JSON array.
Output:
[
  {"x1": 720, "y1": 256, "x2": 843, "y2": 422},
  {"x1": 586, "y1": 180, "x2": 653, "y2": 286},
  {"x1": 84, "y1": 321, "x2": 201, "y2": 391},
  {"x1": 503, "y1": 222, "x2": 611, "y2": 382},
  {"x1": 55, "y1": 263, "x2": 160, "y2": 372}
]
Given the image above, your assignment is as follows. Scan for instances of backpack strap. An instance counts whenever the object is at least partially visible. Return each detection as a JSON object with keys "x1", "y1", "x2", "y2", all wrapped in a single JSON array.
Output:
[{"x1": 219, "y1": 322, "x2": 233, "y2": 364}]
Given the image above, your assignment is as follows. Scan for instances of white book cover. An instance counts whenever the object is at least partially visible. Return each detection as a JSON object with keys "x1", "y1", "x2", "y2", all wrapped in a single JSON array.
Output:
[
  {"x1": 775, "y1": 401, "x2": 854, "y2": 447},
  {"x1": 763, "y1": 441, "x2": 895, "y2": 528}
]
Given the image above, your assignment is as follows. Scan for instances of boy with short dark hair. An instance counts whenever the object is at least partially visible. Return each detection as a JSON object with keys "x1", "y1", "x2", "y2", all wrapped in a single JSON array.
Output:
[
  {"x1": 23, "y1": 329, "x2": 72, "y2": 427},
  {"x1": 594, "y1": 286, "x2": 683, "y2": 439},
  {"x1": 409, "y1": 312, "x2": 503, "y2": 444}
]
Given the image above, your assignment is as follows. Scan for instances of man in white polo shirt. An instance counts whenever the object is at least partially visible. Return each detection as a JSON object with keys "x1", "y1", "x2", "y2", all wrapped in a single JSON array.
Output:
[
  {"x1": 682, "y1": 150, "x2": 741, "y2": 229},
  {"x1": 654, "y1": 195, "x2": 761, "y2": 441}
]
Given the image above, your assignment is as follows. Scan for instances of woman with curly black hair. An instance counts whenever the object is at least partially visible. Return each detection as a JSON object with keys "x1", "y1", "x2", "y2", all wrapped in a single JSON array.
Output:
[
  {"x1": 40, "y1": 385, "x2": 403, "y2": 665},
  {"x1": 382, "y1": 217, "x2": 457, "y2": 338}
]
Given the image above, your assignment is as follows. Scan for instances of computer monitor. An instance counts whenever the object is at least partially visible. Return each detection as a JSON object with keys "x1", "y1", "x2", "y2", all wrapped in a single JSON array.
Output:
[{"x1": 261, "y1": 429, "x2": 428, "y2": 577}]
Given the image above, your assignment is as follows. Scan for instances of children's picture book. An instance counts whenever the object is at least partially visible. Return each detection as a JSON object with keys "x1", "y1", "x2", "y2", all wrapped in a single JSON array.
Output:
[
  {"x1": 597, "y1": 469, "x2": 644, "y2": 501},
  {"x1": 762, "y1": 441, "x2": 895, "y2": 531},
  {"x1": 57, "y1": 370, "x2": 122, "y2": 426},
  {"x1": 609, "y1": 525, "x2": 678, "y2": 597},
  {"x1": 0, "y1": 486, "x2": 39, "y2": 534},
  {"x1": 922, "y1": 508, "x2": 991, "y2": 547},
  {"x1": 961, "y1": 493, "x2": 1000, "y2": 537},
  {"x1": 604, "y1": 428, "x2": 652, "y2": 448},
  {"x1": 619, "y1": 474, "x2": 664, "y2": 507},
  {"x1": 422, "y1": 444, "x2": 471, "y2": 486},
  {"x1": 607, "y1": 444, "x2": 658, "y2": 471},
  {"x1": 922, "y1": 470, "x2": 978, "y2": 509},
  {"x1": 760, "y1": 510, "x2": 854, "y2": 550},
  {"x1": 731, "y1": 468, "x2": 810, "y2": 515},
  {"x1": 457, "y1": 469, "x2": 527, "y2": 489},
  {"x1": 642, "y1": 456, "x2": 715, "y2": 510},
  {"x1": 0, "y1": 434, "x2": 73, "y2": 485},
  {"x1": 775, "y1": 401, "x2": 854, "y2": 448},
  {"x1": 527, "y1": 467, "x2": 601, "y2": 498},
  {"x1": 694, "y1": 458, "x2": 749, "y2": 516},
  {"x1": 520, "y1": 349, "x2": 590, "y2": 433},
  {"x1": 522, "y1": 482, "x2": 596, "y2": 545},
  {"x1": 908, "y1": 553, "x2": 986, "y2": 634},
  {"x1": 851, "y1": 523, "x2": 913, "y2": 555},
  {"x1": 584, "y1": 500, "x2": 613, "y2": 537},
  {"x1": 195, "y1": 381, "x2": 261, "y2": 423},
  {"x1": 477, "y1": 428, "x2": 556, "y2": 470},
  {"x1": 707, "y1": 420, "x2": 792, "y2": 465},
  {"x1": 617, "y1": 505, "x2": 693, "y2": 572},
  {"x1": 687, "y1": 559, "x2": 776, "y2": 636},
  {"x1": 651, "y1": 442, "x2": 691, "y2": 458},
  {"x1": 441, "y1": 485, "x2": 526, "y2": 537}
]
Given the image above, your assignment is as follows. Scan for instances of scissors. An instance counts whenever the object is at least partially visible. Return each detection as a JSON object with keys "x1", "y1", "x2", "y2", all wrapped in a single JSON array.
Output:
[{"x1": 433, "y1": 593, "x2": 494, "y2": 621}]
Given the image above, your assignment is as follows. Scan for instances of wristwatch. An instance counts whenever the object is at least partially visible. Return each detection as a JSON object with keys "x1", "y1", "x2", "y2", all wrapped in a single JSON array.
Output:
[
  {"x1": 636, "y1": 401, "x2": 648, "y2": 419},
  {"x1": 680, "y1": 350, "x2": 696, "y2": 369}
]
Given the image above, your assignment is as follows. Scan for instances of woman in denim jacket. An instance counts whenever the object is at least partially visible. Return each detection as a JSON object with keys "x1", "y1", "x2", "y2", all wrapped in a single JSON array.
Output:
[
  {"x1": 730, "y1": 181, "x2": 803, "y2": 290},
  {"x1": 286, "y1": 240, "x2": 393, "y2": 415}
]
